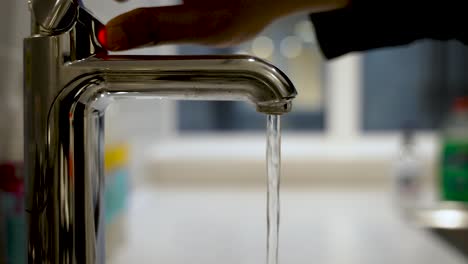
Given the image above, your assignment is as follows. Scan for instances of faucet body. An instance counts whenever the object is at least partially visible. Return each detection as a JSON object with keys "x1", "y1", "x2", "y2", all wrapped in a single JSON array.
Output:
[{"x1": 25, "y1": 4, "x2": 296, "y2": 263}]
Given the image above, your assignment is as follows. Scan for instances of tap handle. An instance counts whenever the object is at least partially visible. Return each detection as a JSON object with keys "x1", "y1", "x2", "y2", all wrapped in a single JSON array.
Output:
[{"x1": 31, "y1": 0, "x2": 79, "y2": 34}]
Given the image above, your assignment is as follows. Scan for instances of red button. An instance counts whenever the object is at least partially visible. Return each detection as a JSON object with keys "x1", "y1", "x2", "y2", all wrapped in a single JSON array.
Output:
[
  {"x1": 98, "y1": 27, "x2": 108, "y2": 49},
  {"x1": 0, "y1": 162, "x2": 23, "y2": 193}
]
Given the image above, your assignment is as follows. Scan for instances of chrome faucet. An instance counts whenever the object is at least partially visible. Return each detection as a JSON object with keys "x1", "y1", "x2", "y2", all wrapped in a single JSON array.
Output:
[{"x1": 24, "y1": 1, "x2": 297, "y2": 263}]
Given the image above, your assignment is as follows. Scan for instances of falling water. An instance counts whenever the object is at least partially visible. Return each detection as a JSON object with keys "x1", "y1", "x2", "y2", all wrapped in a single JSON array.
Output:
[{"x1": 266, "y1": 114, "x2": 281, "y2": 264}]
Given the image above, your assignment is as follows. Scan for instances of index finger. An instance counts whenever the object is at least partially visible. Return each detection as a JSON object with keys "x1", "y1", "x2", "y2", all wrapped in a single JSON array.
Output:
[{"x1": 104, "y1": 6, "x2": 233, "y2": 51}]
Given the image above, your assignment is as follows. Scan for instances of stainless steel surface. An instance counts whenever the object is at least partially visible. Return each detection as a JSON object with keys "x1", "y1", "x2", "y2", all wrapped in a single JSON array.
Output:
[
  {"x1": 402, "y1": 202, "x2": 468, "y2": 258},
  {"x1": 404, "y1": 202, "x2": 468, "y2": 230},
  {"x1": 24, "y1": 5, "x2": 297, "y2": 264},
  {"x1": 431, "y1": 229, "x2": 468, "y2": 259}
]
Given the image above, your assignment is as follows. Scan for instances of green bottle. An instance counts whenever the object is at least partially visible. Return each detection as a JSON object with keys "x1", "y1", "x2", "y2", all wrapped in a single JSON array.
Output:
[{"x1": 440, "y1": 97, "x2": 468, "y2": 202}]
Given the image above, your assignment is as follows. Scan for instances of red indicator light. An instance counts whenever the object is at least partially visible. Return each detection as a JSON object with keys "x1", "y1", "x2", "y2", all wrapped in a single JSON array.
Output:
[{"x1": 98, "y1": 27, "x2": 107, "y2": 49}]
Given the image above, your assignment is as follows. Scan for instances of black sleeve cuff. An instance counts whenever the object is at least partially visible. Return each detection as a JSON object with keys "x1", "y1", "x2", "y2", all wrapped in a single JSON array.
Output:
[{"x1": 310, "y1": 0, "x2": 468, "y2": 60}]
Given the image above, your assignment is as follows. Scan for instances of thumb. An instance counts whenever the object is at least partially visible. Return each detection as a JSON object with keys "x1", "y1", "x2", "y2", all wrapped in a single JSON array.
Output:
[{"x1": 105, "y1": 6, "x2": 235, "y2": 51}]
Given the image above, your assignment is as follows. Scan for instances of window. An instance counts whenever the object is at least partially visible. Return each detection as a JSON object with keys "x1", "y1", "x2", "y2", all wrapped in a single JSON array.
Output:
[
  {"x1": 361, "y1": 40, "x2": 468, "y2": 132},
  {"x1": 177, "y1": 13, "x2": 326, "y2": 132}
]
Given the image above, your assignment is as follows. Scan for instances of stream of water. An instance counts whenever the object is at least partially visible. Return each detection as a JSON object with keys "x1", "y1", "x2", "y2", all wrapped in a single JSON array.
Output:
[{"x1": 266, "y1": 114, "x2": 281, "y2": 264}]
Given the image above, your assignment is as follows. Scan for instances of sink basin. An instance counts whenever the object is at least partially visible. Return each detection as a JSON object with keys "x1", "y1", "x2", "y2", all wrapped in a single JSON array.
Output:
[{"x1": 403, "y1": 202, "x2": 468, "y2": 258}]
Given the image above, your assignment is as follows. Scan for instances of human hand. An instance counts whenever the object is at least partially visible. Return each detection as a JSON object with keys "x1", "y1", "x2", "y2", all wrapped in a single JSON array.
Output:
[{"x1": 104, "y1": 0, "x2": 348, "y2": 51}]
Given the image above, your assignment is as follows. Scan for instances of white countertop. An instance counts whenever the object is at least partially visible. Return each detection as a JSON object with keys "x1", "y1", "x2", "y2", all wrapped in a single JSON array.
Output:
[{"x1": 105, "y1": 184, "x2": 465, "y2": 264}]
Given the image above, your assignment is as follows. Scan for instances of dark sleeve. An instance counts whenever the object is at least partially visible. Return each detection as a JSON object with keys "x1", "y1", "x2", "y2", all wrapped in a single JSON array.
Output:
[{"x1": 309, "y1": 0, "x2": 468, "y2": 60}]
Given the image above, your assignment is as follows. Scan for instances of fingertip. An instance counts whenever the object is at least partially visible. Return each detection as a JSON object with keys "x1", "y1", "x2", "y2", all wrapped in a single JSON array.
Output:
[
  {"x1": 104, "y1": 24, "x2": 128, "y2": 51},
  {"x1": 105, "y1": 7, "x2": 175, "y2": 51}
]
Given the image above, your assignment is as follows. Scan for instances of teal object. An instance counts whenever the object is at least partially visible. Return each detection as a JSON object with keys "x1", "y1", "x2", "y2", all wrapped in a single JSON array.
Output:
[
  {"x1": 2, "y1": 192, "x2": 26, "y2": 264},
  {"x1": 104, "y1": 168, "x2": 130, "y2": 225},
  {"x1": 0, "y1": 193, "x2": 6, "y2": 263}
]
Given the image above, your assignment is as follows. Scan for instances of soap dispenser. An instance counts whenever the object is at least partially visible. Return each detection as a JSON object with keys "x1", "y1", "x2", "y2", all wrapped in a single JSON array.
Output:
[
  {"x1": 439, "y1": 96, "x2": 468, "y2": 202},
  {"x1": 391, "y1": 121, "x2": 424, "y2": 211}
]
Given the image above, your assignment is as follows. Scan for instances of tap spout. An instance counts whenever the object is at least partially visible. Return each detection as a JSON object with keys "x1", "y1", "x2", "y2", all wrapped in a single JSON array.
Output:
[{"x1": 71, "y1": 54, "x2": 296, "y2": 114}]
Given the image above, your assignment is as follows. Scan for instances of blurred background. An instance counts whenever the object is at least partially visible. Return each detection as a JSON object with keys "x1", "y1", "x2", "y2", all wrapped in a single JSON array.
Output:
[{"x1": 1, "y1": 0, "x2": 468, "y2": 263}]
